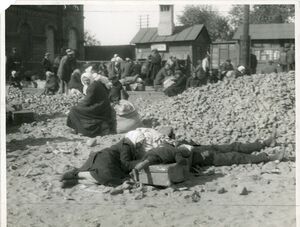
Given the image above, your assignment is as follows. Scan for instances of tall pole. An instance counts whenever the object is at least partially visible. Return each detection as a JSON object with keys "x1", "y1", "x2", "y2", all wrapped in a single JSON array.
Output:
[{"x1": 240, "y1": 5, "x2": 250, "y2": 69}]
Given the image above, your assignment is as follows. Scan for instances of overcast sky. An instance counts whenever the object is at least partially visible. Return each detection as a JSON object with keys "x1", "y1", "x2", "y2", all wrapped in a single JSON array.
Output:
[{"x1": 84, "y1": 4, "x2": 233, "y2": 45}]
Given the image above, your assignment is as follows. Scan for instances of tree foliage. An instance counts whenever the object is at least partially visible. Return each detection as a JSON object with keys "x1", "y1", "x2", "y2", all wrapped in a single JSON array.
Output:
[
  {"x1": 228, "y1": 5, "x2": 295, "y2": 31},
  {"x1": 84, "y1": 30, "x2": 101, "y2": 46},
  {"x1": 178, "y1": 5, "x2": 233, "y2": 41}
]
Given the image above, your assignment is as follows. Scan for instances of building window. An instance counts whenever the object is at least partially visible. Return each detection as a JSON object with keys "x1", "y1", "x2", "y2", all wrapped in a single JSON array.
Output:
[
  {"x1": 160, "y1": 5, "x2": 170, "y2": 12},
  {"x1": 19, "y1": 23, "x2": 32, "y2": 60},
  {"x1": 45, "y1": 26, "x2": 55, "y2": 61},
  {"x1": 68, "y1": 28, "x2": 78, "y2": 51}
]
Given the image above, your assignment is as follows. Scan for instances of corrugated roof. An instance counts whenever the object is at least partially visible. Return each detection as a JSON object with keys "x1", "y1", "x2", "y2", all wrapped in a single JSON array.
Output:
[
  {"x1": 131, "y1": 24, "x2": 205, "y2": 44},
  {"x1": 233, "y1": 23, "x2": 294, "y2": 40}
]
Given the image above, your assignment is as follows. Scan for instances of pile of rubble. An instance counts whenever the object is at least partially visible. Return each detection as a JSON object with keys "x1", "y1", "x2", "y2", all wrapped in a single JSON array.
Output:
[{"x1": 137, "y1": 72, "x2": 295, "y2": 157}]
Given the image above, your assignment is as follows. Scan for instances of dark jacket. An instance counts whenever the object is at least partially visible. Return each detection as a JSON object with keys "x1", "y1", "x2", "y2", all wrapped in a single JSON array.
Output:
[
  {"x1": 78, "y1": 138, "x2": 141, "y2": 185},
  {"x1": 121, "y1": 61, "x2": 133, "y2": 78},
  {"x1": 186, "y1": 76, "x2": 202, "y2": 88},
  {"x1": 57, "y1": 55, "x2": 76, "y2": 82},
  {"x1": 154, "y1": 67, "x2": 170, "y2": 86},
  {"x1": 109, "y1": 80, "x2": 123, "y2": 103},
  {"x1": 42, "y1": 58, "x2": 52, "y2": 72},
  {"x1": 67, "y1": 80, "x2": 112, "y2": 137}
]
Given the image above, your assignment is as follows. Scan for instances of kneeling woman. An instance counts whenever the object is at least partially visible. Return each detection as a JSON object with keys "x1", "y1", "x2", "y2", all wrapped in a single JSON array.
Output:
[
  {"x1": 60, "y1": 131, "x2": 146, "y2": 187},
  {"x1": 67, "y1": 73, "x2": 112, "y2": 137}
]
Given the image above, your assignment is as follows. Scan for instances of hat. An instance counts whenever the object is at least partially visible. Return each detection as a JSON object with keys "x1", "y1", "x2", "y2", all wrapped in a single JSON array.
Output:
[
  {"x1": 125, "y1": 57, "x2": 131, "y2": 61},
  {"x1": 45, "y1": 71, "x2": 54, "y2": 76},
  {"x1": 66, "y1": 49, "x2": 75, "y2": 55},
  {"x1": 237, "y1": 65, "x2": 245, "y2": 72}
]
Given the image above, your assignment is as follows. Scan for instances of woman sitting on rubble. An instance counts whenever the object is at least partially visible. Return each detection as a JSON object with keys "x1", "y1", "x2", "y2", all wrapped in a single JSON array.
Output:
[
  {"x1": 68, "y1": 69, "x2": 83, "y2": 95},
  {"x1": 66, "y1": 72, "x2": 113, "y2": 138},
  {"x1": 164, "y1": 70, "x2": 187, "y2": 97},
  {"x1": 42, "y1": 71, "x2": 59, "y2": 95}
]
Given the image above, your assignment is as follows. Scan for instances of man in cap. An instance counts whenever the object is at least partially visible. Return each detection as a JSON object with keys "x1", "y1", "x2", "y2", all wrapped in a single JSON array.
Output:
[
  {"x1": 6, "y1": 47, "x2": 23, "y2": 80},
  {"x1": 57, "y1": 49, "x2": 77, "y2": 94},
  {"x1": 220, "y1": 59, "x2": 234, "y2": 80},
  {"x1": 42, "y1": 52, "x2": 52, "y2": 73},
  {"x1": 121, "y1": 57, "x2": 134, "y2": 79},
  {"x1": 286, "y1": 44, "x2": 295, "y2": 71}
]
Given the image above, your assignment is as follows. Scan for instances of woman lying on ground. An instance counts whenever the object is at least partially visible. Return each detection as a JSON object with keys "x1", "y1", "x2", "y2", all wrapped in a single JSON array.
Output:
[
  {"x1": 66, "y1": 72, "x2": 113, "y2": 138},
  {"x1": 60, "y1": 130, "x2": 147, "y2": 188}
]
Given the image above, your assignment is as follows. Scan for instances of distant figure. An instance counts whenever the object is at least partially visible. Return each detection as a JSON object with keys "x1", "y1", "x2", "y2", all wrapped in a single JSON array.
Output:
[
  {"x1": 9, "y1": 70, "x2": 22, "y2": 88},
  {"x1": 154, "y1": 63, "x2": 172, "y2": 91},
  {"x1": 108, "y1": 55, "x2": 122, "y2": 79},
  {"x1": 286, "y1": 44, "x2": 295, "y2": 71},
  {"x1": 109, "y1": 75, "x2": 129, "y2": 103},
  {"x1": 235, "y1": 65, "x2": 246, "y2": 78},
  {"x1": 53, "y1": 48, "x2": 65, "y2": 75},
  {"x1": 279, "y1": 47, "x2": 287, "y2": 72},
  {"x1": 193, "y1": 59, "x2": 207, "y2": 86},
  {"x1": 42, "y1": 52, "x2": 53, "y2": 72},
  {"x1": 186, "y1": 72, "x2": 202, "y2": 89},
  {"x1": 131, "y1": 60, "x2": 142, "y2": 77},
  {"x1": 147, "y1": 49, "x2": 161, "y2": 86},
  {"x1": 261, "y1": 60, "x2": 278, "y2": 74},
  {"x1": 164, "y1": 70, "x2": 187, "y2": 97},
  {"x1": 57, "y1": 49, "x2": 77, "y2": 94},
  {"x1": 121, "y1": 58, "x2": 134, "y2": 79},
  {"x1": 250, "y1": 53, "x2": 258, "y2": 74},
  {"x1": 220, "y1": 59, "x2": 234, "y2": 80},
  {"x1": 68, "y1": 69, "x2": 83, "y2": 94},
  {"x1": 42, "y1": 71, "x2": 60, "y2": 95},
  {"x1": 6, "y1": 47, "x2": 22, "y2": 79},
  {"x1": 202, "y1": 52, "x2": 210, "y2": 74}
]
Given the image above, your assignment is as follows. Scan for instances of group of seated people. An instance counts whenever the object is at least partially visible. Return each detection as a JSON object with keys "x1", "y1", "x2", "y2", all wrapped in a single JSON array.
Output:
[{"x1": 61, "y1": 126, "x2": 284, "y2": 188}]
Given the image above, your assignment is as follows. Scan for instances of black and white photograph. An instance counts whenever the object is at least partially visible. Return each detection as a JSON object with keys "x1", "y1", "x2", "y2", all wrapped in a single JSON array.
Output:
[{"x1": 1, "y1": 1, "x2": 298, "y2": 226}]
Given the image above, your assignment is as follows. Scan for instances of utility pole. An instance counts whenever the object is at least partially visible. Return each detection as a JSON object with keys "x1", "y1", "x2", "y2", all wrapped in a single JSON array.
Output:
[{"x1": 240, "y1": 5, "x2": 250, "y2": 69}]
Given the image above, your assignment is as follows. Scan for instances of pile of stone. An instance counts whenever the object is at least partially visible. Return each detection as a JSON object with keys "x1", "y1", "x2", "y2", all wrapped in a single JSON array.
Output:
[{"x1": 136, "y1": 72, "x2": 295, "y2": 157}]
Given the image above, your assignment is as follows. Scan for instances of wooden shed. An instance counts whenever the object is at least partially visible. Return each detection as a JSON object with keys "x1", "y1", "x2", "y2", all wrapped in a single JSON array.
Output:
[
  {"x1": 131, "y1": 24, "x2": 211, "y2": 66},
  {"x1": 233, "y1": 23, "x2": 295, "y2": 72}
]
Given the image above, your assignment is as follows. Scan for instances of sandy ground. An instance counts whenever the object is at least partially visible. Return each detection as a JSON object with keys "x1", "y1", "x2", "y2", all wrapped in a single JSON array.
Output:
[{"x1": 6, "y1": 92, "x2": 296, "y2": 227}]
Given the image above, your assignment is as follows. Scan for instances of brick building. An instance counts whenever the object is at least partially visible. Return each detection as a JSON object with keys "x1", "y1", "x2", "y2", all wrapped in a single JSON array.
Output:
[{"x1": 5, "y1": 5, "x2": 84, "y2": 71}]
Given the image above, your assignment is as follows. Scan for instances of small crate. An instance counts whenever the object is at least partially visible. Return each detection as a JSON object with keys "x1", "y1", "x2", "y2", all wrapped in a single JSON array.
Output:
[
  {"x1": 139, "y1": 163, "x2": 190, "y2": 187},
  {"x1": 12, "y1": 110, "x2": 35, "y2": 125}
]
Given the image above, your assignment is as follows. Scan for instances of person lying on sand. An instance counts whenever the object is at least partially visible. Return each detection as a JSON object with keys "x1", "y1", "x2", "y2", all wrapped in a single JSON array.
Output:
[{"x1": 130, "y1": 128, "x2": 284, "y2": 182}]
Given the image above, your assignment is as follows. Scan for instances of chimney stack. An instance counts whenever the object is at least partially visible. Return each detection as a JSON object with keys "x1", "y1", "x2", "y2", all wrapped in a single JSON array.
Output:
[{"x1": 158, "y1": 5, "x2": 175, "y2": 36}]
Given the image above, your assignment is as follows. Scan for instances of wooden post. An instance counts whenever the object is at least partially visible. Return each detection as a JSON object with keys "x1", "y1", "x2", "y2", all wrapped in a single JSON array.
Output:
[{"x1": 240, "y1": 5, "x2": 250, "y2": 69}]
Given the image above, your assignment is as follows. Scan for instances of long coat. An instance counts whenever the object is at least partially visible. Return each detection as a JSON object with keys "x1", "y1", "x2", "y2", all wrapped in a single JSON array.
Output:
[
  {"x1": 57, "y1": 55, "x2": 76, "y2": 82},
  {"x1": 67, "y1": 80, "x2": 112, "y2": 137},
  {"x1": 148, "y1": 53, "x2": 162, "y2": 81},
  {"x1": 78, "y1": 138, "x2": 141, "y2": 186}
]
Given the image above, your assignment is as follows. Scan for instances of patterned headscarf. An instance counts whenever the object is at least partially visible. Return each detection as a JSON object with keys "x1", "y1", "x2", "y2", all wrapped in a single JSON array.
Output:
[{"x1": 125, "y1": 130, "x2": 146, "y2": 147}]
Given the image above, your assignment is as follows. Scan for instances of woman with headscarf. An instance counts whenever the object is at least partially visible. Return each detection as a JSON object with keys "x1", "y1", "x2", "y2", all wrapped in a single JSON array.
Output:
[
  {"x1": 66, "y1": 71, "x2": 113, "y2": 137},
  {"x1": 60, "y1": 130, "x2": 146, "y2": 188},
  {"x1": 68, "y1": 69, "x2": 83, "y2": 94},
  {"x1": 164, "y1": 70, "x2": 187, "y2": 97}
]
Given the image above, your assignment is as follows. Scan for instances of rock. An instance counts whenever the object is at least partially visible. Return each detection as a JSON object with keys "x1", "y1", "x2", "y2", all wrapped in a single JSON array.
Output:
[
  {"x1": 218, "y1": 187, "x2": 227, "y2": 194},
  {"x1": 239, "y1": 187, "x2": 249, "y2": 195},
  {"x1": 87, "y1": 138, "x2": 97, "y2": 147},
  {"x1": 191, "y1": 191, "x2": 201, "y2": 202},
  {"x1": 110, "y1": 188, "x2": 123, "y2": 195}
]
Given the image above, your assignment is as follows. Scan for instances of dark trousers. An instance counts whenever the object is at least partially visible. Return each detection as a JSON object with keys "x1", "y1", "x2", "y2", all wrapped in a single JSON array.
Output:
[{"x1": 191, "y1": 141, "x2": 269, "y2": 167}]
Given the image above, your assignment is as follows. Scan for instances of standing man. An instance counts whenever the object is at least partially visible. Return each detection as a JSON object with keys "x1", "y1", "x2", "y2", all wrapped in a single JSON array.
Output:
[
  {"x1": 42, "y1": 52, "x2": 53, "y2": 73},
  {"x1": 57, "y1": 49, "x2": 76, "y2": 94},
  {"x1": 202, "y1": 52, "x2": 210, "y2": 82},
  {"x1": 286, "y1": 44, "x2": 295, "y2": 71},
  {"x1": 6, "y1": 47, "x2": 22, "y2": 80},
  {"x1": 121, "y1": 58, "x2": 133, "y2": 79},
  {"x1": 279, "y1": 46, "x2": 287, "y2": 72},
  {"x1": 148, "y1": 49, "x2": 161, "y2": 86},
  {"x1": 250, "y1": 53, "x2": 258, "y2": 74}
]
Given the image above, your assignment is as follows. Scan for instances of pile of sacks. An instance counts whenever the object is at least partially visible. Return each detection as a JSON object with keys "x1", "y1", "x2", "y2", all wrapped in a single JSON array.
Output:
[
  {"x1": 6, "y1": 86, "x2": 83, "y2": 116},
  {"x1": 136, "y1": 72, "x2": 295, "y2": 157}
]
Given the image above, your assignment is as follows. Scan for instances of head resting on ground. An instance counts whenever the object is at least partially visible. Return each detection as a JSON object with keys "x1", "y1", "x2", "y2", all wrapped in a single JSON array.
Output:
[
  {"x1": 157, "y1": 126, "x2": 175, "y2": 139},
  {"x1": 125, "y1": 130, "x2": 146, "y2": 148}
]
